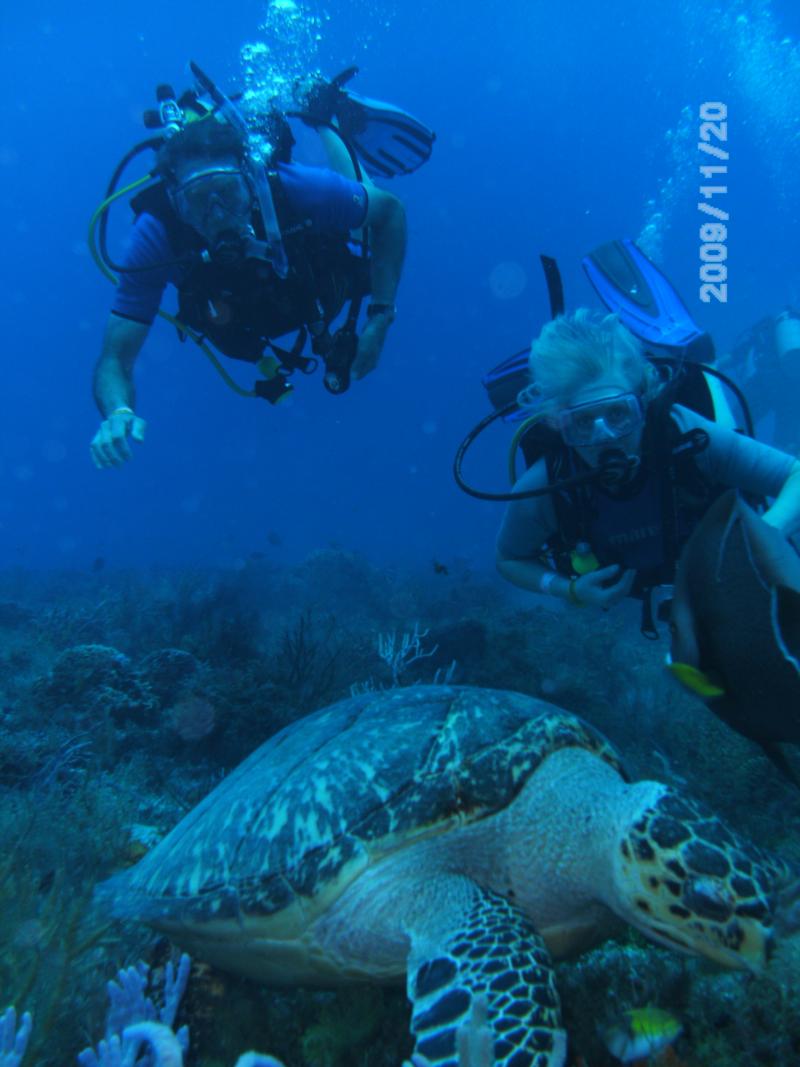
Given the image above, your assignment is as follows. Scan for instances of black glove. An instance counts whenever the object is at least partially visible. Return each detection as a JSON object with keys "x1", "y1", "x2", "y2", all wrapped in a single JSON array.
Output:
[{"x1": 292, "y1": 67, "x2": 358, "y2": 126}]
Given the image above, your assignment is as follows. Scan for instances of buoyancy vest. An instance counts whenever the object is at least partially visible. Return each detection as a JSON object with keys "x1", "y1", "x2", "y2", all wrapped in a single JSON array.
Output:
[{"x1": 129, "y1": 178, "x2": 371, "y2": 363}]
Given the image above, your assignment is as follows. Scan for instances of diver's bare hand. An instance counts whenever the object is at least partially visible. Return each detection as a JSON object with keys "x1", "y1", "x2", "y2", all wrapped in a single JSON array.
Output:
[
  {"x1": 352, "y1": 314, "x2": 392, "y2": 380},
  {"x1": 571, "y1": 565, "x2": 635, "y2": 608},
  {"x1": 90, "y1": 407, "x2": 147, "y2": 469}
]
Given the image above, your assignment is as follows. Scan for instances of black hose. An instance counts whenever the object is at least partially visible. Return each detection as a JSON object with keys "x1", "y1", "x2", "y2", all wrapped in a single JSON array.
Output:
[
  {"x1": 452, "y1": 402, "x2": 633, "y2": 502},
  {"x1": 97, "y1": 137, "x2": 195, "y2": 275}
]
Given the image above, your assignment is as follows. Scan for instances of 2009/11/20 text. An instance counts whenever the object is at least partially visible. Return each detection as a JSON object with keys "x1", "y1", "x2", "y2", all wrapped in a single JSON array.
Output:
[{"x1": 698, "y1": 101, "x2": 728, "y2": 304}]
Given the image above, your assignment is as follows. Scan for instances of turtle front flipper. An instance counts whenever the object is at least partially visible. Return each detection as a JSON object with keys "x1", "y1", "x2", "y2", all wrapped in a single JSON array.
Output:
[{"x1": 406, "y1": 879, "x2": 566, "y2": 1067}]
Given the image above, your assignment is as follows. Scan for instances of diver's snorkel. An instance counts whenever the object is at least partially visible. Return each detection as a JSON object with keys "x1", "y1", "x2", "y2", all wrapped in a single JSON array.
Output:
[{"x1": 189, "y1": 61, "x2": 289, "y2": 278}]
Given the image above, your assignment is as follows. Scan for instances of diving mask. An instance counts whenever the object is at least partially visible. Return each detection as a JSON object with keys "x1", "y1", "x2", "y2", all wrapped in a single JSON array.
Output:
[
  {"x1": 171, "y1": 166, "x2": 252, "y2": 233},
  {"x1": 557, "y1": 392, "x2": 643, "y2": 448}
]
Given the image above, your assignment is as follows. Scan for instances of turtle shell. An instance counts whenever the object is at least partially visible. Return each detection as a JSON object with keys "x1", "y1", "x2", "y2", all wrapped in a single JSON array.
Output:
[{"x1": 106, "y1": 686, "x2": 623, "y2": 929}]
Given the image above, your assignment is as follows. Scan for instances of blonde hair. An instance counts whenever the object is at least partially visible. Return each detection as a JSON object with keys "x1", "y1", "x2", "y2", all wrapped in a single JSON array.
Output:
[{"x1": 518, "y1": 309, "x2": 661, "y2": 412}]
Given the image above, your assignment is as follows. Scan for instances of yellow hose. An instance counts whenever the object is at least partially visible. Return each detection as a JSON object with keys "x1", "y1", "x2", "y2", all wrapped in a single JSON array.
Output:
[
  {"x1": 88, "y1": 174, "x2": 155, "y2": 283},
  {"x1": 507, "y1": 412, "x2": 547, "y2": 485},
  {"x1": 88, "y1": 176, "x2": 257, "y2": 398}
]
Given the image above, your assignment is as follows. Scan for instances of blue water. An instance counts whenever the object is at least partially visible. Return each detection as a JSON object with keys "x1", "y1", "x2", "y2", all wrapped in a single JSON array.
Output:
[{"x1": 3, "y1": 0, "x2": 800, "y2": 570}]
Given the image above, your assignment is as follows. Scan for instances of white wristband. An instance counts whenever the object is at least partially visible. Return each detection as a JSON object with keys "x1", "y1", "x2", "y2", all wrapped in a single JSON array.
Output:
[
  {"x1": 539, "y1": 571, "x2": 557, "y2": 595},
  {"x1": 109, "y1": 406, "x2": 135, "y2": 419}
]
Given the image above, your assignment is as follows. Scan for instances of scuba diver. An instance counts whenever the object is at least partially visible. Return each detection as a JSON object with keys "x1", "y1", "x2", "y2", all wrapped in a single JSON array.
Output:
[
  {"x1": 718, "y1": 308, "x2": 800, "y2": 451},
  {"x1": 456, "y1": 239, "x2": 800, "y2": 636},
  {"x1": 89, "y1": 63, "x2": 434, "y2": 469}
]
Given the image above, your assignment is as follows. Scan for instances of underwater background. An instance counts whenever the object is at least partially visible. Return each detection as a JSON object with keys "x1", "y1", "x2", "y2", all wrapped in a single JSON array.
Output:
[{"x1": 2, "y1": 0, "x2": 800, "y2": 1064}]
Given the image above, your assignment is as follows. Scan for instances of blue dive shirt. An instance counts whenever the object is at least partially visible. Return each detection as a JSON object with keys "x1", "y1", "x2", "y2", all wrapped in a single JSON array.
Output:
[{"x1": 112, "y1": 163, "x2": 369, "y2": 325}]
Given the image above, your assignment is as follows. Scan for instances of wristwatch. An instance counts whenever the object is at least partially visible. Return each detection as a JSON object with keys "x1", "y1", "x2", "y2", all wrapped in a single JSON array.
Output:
[{"x1": 366, "y1": 303, "x2": 397, "y2": 322}]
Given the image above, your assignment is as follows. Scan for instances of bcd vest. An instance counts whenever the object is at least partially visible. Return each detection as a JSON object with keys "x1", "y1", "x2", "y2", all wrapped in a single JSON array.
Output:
[{"x1": 130, "y1": 178, "x2": 371, "y2": 362}]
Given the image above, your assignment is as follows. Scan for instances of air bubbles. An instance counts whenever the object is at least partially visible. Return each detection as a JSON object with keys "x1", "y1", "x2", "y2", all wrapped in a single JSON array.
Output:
[{"x1": 241, "y1": 0, "x2": 326, "y2": 114}]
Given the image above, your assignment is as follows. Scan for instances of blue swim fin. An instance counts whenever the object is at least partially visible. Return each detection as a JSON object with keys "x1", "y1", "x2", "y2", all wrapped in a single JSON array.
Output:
[
  {"x1": 483, "y1": 348, "x2": 531, "y2": 419},
  {"x1": 582, "y1": 239, "x2": 713, "y2": 360},
  {"x1": 293, "y1": 69, "x2": 435, "y2": 179},
  {"x1": 335, "y1": 89, "x2": 435, "y2": 179}
]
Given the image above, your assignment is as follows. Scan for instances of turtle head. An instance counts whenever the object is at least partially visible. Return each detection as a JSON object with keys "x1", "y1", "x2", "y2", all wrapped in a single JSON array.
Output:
[{"x1": 610, "y1": 784, "x2": 797, "y2": 971}]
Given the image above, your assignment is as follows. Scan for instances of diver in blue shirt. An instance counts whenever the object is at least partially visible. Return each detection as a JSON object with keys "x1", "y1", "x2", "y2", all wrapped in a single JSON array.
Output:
[{"x1": 89, "y1": 65, "x2": 433, "y2": 469}]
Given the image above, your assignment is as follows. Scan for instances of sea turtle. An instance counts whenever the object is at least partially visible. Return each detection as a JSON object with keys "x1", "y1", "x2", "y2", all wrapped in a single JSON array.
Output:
[{"x1": 102, "y1": 686, "x2": 798, "y2": 1067}]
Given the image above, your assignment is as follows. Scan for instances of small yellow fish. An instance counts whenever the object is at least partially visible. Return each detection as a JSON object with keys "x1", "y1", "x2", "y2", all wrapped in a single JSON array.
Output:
[
  {"x1": 602, "y1": 1005, "x2": 683, "y2": 1064},
  {"x1": 666, "y1": 659, "x2": 726, "y2": 698}
]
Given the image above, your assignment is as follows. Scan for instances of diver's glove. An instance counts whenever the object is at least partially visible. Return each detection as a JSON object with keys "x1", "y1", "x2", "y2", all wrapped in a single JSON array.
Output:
[
  {"x1": 90, "y1": 406, "x2": 147, "y2": 469},
  {"x1": 292, "y1": 67, "x2": 358, "y2": 127},
  {"x1": 568, "y1": 565, "x2": 635, "y2": 608}
]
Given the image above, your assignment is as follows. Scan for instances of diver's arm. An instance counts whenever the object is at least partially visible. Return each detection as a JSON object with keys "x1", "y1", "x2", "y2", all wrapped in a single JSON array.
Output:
[
  {"x1": 364, "y1": 186, "x2": 406, "y2": 305},
  {"x1": 763, "y1": 460, "x2": 800, "y2": 535},
  {"x1": 496, "y1": 555, "x2": 569, "y2": 597},
  {"x1": 93, "y1": 314, "x2": 148, "y2": 415},
  {"x1": 351, "y1": 187, "x2": 407, "y2": 379},
  {"x1": 682, "y1": 410, "x2": 800, "y2": 536},
  {"x1": 90, "y1": 314, "x2": 149, "y2": 469}
]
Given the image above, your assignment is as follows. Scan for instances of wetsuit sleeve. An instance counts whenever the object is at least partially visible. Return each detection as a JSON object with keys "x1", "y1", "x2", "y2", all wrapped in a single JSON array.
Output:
[
  {"x1": 110, "y1": 213, "x2": 175, "y2": 325},
  {"x1": 672, "y1": 405, "x2": 795, "y2": 497},
  {"x1": 275, "y1": 161, "x2": 368, "y2": 232},
  {"x1": 495, "y1": 459, "x2": 559, "y2": 560}
]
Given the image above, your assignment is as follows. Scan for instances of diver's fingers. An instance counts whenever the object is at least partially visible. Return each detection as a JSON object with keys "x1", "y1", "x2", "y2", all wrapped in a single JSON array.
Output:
[
  {"x1": 351, "y1": 345, "x2": 379, "y2": 380},
  {"x1": 90, "y1": 412, "x2": 144, "y2": 469},
  {"x1": 90, "y1": 428, "x2": 107, "y2": 469},
  {"x1": 130, "y1": 416, "x2": 147, "y2": 444},
  {"x1": 352, "y1": 319, "x2": 387, "y2": 379},
  {"x1": 603, "y1": 567, "x2": 636, "y2": 602},
  {"x1": 618, "y1": 568, "x2": 636, "y2": 594},
  {"x1": 587, "y1": 564, "x2": 621, "y2": 584},
  {"x1": 90, "y1": 422, "x2": 121, "y2": 469},
  {"x1": 107, "y1": 412, "x2": 133, "y2": 462}
]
